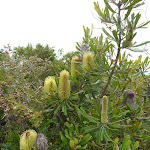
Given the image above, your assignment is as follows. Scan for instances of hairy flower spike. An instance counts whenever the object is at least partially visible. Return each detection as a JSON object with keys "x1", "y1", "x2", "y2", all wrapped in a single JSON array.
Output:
[
  {"x1": 83, "y1": 51, "x2": 95, "y2": 71},
  {"x1": 101, "y1": 96, "x2": 108, "y2": 124},
  {"x1": 20, "y1": 129, "x2": 37, "y2": 150},
  {"x1": 44, "y1": 76, "x2": 57, "y2": 94},
  {"x1": 35, "y1": 133, "x2": 48, "y2": 150},
  {"x1": 71, "y1": 56, "x2": 80, "y2": 76},
  {"x1": 58, "y1": 70, "x2": 70, "y2": 100},
  {"x1": 81, "y1": 44, "x2": 90, "y2": 60}
]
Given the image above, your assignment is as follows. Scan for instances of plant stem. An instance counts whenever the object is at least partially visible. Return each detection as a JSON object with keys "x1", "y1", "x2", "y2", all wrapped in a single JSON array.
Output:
[{"x1": 101, "y1": 2, "x2": 122, "y2": 97}]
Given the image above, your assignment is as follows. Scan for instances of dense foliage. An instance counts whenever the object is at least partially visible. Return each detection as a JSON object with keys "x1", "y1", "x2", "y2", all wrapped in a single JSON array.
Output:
[{"x1": 0, "y1": 0, "x2": 150, "y2": 150}]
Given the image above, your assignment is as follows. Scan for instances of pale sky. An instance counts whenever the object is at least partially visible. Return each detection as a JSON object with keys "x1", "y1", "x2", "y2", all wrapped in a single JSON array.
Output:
[{"x1": 0, "y1": 0, "x2": 150, "y2": 59}]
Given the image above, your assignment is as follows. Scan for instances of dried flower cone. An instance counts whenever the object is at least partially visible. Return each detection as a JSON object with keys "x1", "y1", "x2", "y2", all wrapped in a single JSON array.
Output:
[
  {"x1": 81, "y1": 44, "x2": 90, "y2": 60},
  {"x1": 58, "y1": 70, "x2": 70, "y2": 100},
  {"x1": 83, "y1": 51, "x2": 95, "y2": 71},
  {"x1": 71, "y1": 56, "x2": 80, "y2": 76},
  {"x1": 20, "y1": 129, "x2": 37, "y2": 150},
  {"x1": 44, "y1": 76, "x2": 57, "y2": 94},
  {"x1": 101, "y1": 96, "x2": 108, "y2": 124},
  {"x1": 35, "y1": 133, "x2": 48, "y2": 150}
]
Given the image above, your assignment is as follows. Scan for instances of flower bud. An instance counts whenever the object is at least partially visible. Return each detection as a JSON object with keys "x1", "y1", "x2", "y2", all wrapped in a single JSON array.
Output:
[
  {"x1": 83, "y1": 51, "x2": 95, "y2": 71},
  {"x1": 44, "y1": 76, "x2": 57, "y2": 94},
  {"x1": 101, "y1": 96, "x2": 108, "y2": 124},
  {"x1": 20, "y1": 129, "x2": 37, "y2": 150},
  {"x1": 70, "y1": 140, "x2": 75, "y2": 148},
  {"x1": 58, "y1": 70, "x2": 70, "y2": 100},
  {"x1": 71, "y1": 56, "x2": 80, "y2": 76}
]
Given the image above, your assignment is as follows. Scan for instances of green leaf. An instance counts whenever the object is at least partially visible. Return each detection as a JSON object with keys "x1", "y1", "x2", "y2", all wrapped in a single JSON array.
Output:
[
  {"x1": 62, "y1": 101, "x2": 67, "y2": 115},
  {"x1": 131, "y1": 141, "x2": 139, "y2": 150},
  {"x1": 121, "y1": 135, "x2": 130, "y2": 150},
  {"x1": 112, "y1": 30, "x2": 118, "y2": 42},
  {"x1": 113, "y1": 17, "x2": 124, "y2": 34},
  {"x1": 79, "y1": 134, "x2": 92, "y2": 146},
  {"x1": 124, "y1": 7, "x2": 132, "y2": 20},
  {"x1": 104, "y1": 0, "x2": 116, "y2": 13},
  {"x1": 94, "y1": 2, "x2": 105, "y2": 19},
  {"x1": 102, "y1": 27, "x2": 115, "y2": 41},
  {"x1": 124, "y1": 0, "x2": 142, "y2": 9},
  {"x1": 100, "y1": 126, "x2": 105, "y2": 141},
  {"x1": 128, "y1": 47, "x2": 150, "y2": 52},
  {"x1": 54, "y1": 103, "x2": 61, "y2": 114},
  {"x1": 134, "y1": 13, "x2": 141, "y2": 27},
  {"x1": 133, "y1": 41, "x2": 150, "y2": 47},
  {"x1": 84, "y1": 126, "x2": 100, "y2": 133},
  {"x1": 103, "y1": 128, "x2": 112, "y2": 141},
  {"x1": 137, "y1": 21, "x2": 150, "y2": 28}
]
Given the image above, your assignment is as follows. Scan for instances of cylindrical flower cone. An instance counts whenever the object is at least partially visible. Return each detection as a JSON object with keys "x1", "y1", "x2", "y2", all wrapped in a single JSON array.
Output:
[
  {"x1": 71, "y1": 56, "x2": 80, "y2": 76},
  {"x1": 58, "y1": 70, "x2": 70, "y2": 100},
  {"x1": 44, "y1": 76, "x2": 57, "y2": 94},
  {"x1": 83, "y1": 51, "x2": 95, "y2": 71},
  {"x1": 101, "y1": 96, "x2": 108, "y2": 124},
  {"x1": 20, "y1": 129, "x2": 37, "y2": 150}
]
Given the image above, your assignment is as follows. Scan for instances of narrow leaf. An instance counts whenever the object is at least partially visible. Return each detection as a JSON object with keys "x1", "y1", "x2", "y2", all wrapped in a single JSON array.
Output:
[
  {"x1": 94, "y1": 2, "x2": 105, "y2": 19},
  {"x1": 104, "y1": 0, "x2": 116, "y2": 13},
  {"x1": 54, "y1": 104, "x2": 61, "y2": 114},
  {"x1": 131, "y1": 141, "x2": 139, "y2": 150},
  {"x1": 124, "y1": 7, "x2": 132, "y2": 20},
  {"x1": 112, "y1": 30, "x2": 118, "y2": 42},
  {"x1": 137, "y1": 21, "x2": 150, "y2": 29},
  {"x1": 133, "y1": 41, "x2": 150, "y2": 47},
  {"x1": 102, "y1": 27, "x2": 115, "y2": 41}
]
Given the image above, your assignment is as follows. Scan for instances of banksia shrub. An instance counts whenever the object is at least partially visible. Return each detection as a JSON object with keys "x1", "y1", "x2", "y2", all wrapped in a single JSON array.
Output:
[
  {"x1": 58, "y1": 70, "x2": 70, "y2": 100},
  {"x1": 44, "y1": 76, "x2": 57, "y2": 94},
  {"x1": 101, "y1": 96, "x2": 108, "y2": 124},
  {"x1": 71, "y1": 56, "x2": 80, "y2": 76},
  {"x1": 83, "y1": 51, "x2": 95, "y2": 71},
  {"x1": 20, "y1": 129, "x2": 37, "y2": 150}
]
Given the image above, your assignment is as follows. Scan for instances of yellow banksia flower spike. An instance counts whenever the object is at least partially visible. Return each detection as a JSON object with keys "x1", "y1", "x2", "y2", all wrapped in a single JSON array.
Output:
[
  {"x1": 44, "y1": 76, "x2": 57, "y2": 94},
  {"x1": 20, "y1": 129, "x2": 37, "y2": 150},
  {"x1": 70, "y1": 139, "x2": 75, "y2": 148},
  {"x1": 83, "y1": 51, "x2": 95, "y2": 71},
  {"x1": 101, "y1": 96, "x2": 108, "y2": 124},
  {"x1": 71, "y1": 56, "x2": 80, "y2": 76},
  {"x1": 58, "y1": 70, "x2": 70, "y2": 100}
]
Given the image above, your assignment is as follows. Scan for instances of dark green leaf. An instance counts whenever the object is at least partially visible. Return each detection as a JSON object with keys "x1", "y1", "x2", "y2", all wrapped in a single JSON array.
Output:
[
  {"x1": 124, "y1": 7, "x2": 132, "y2": 20},
  {"x1": 54, "y1": 104, "x2": 61, "y2": 114}
]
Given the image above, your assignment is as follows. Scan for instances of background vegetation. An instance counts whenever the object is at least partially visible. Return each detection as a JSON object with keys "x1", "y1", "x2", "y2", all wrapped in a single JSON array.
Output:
[{"x1": 0, "y1": 0, "x2": 150, "y2": 149}]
